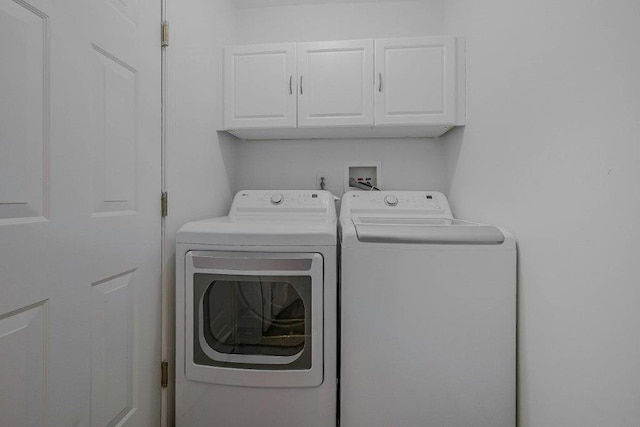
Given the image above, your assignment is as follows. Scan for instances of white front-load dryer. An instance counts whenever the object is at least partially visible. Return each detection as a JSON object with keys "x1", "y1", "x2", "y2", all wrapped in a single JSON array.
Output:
[
  {"x1": 176, "y1": 190, "x2": 337, "y2": 427},
  {"x1": 339, "y1": 191, "x2": 516, "y2": 427}
]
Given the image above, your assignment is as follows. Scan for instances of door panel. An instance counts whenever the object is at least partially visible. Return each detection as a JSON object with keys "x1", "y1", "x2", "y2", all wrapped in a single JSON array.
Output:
[
  {"x1": 90, "y1": 271, "x2": 137, "y2": 427},
  {"x1": 297, "y1": 40, "x2": 374, "y2": 127},
  {"x1": 0, "y1": 0, "x2": 48, "y2": 222},
  {"x1": 224, "y1": 43, "x2": 297, "y2": 129},
  {"x1": 0, "y1": 302, "x2": 47, "y2": 427},
  {"x1": 91, "y1": 45, "x2": 138, "y2": 215},
  {"x1": 0, "y1": 0, "x2": 161, "y2": 425},
  {"x1": 375, "y1": 36, "x2": 456, "y2": 126},
  {"x1": 386, "y1": 46, "x2": 445, "y2": 114}
]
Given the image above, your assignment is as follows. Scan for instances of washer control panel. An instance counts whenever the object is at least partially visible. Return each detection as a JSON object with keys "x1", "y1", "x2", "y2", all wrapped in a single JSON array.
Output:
[
  {"x1": 340, "y1": 191, "x2": 453, "y2": 219},
  {"x1": 230, "y1": 190, "x2": 336, "y2": 217}
]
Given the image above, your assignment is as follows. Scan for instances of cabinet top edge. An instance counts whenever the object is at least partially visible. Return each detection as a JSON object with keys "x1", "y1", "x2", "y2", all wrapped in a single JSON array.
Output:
[{"x1": 225, "y1": 35, "x2": 462, "y2": 50}]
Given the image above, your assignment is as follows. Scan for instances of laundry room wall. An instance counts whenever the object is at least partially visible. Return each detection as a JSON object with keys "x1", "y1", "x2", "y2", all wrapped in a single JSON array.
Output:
[
  {"x1": 235, "y1": 0, "x2": 445, "y2": 43},
  {"x1": 166, "y1": 0, "x2": 237, "y2": 421},
  {"x1": 230, "y1": 0, "x2": 448, "y2": 195},
  {"x1": 167, "y1": 0, "x2": 238, "y2": 241},
  {"x1": 235, "y1": 139, "x2": 445, "y2": 196},
  {"x1": 441, "y1": 1, "x2": 640, "y2": 426}
]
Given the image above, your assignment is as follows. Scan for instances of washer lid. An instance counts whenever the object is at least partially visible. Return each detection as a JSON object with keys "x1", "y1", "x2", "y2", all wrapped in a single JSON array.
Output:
[{"x1": 352, "y1": 217, "x2": 505, "y2": 245}]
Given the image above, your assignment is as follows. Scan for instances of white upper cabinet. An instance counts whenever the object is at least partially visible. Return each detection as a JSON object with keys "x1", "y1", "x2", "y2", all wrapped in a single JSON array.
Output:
[
  {"x1": 222, "y1": 36, "x2": 465, "y2": 139},
  {"x1": 375, "y1": 36, "x2": 457, "y2": 126},
  {"x1": 224, "y1": 43, "x2": 297, "y2": 129},
  {"x1": 297, "y1": 40, "x2": 374, "y2": 127}
]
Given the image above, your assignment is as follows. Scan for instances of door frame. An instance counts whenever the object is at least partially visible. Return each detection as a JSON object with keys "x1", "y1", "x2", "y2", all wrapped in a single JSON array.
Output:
[{"x1": 160, "y1": 0, "x2": 171, "y2": 426}]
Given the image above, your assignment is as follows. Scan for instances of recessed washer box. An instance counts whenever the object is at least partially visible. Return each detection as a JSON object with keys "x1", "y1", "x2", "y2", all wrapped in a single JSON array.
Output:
[{"x1": 344, "y1": 161, "x2": 382, "y2": 192}]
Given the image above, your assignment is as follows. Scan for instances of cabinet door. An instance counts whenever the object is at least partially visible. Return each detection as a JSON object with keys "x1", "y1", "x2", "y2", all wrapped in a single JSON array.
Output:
[
  {"x1": 297, "y1": 40, "x2": 374, "y2": 128},
  {"x1": 375, "y1": 36, "x2": 456, "y2": 126},
  {"x1": 224, "y1": 43, "x2": 297, "y2": 129}
]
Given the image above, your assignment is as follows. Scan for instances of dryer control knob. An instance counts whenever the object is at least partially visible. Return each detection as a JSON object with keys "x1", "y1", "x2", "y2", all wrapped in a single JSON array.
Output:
[
  {"x1": 270, "y1": 194, "x2": 284, "y2": 205},
  {"x1": 384, "y1": 195, "x2": 398, "y2": 207}
]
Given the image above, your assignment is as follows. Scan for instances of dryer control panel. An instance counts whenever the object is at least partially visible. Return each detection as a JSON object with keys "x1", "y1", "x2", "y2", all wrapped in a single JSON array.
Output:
[
  {"x1": 340, "y1": 191, "x2": 453, "y2": 219},
  {"x1": 230, "y1": 190, "x2": 336, "y2": 218}
]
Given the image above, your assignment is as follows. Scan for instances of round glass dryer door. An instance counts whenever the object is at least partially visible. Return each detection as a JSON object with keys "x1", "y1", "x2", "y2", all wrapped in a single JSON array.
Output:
[{"x1": 194, "y1": 274, "x2": 312, "y2": 369}]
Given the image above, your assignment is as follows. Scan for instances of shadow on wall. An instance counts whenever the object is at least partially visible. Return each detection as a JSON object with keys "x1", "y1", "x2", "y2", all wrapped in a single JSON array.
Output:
[
  {"x1": 441, "y1": 126, "x2": 465, "y2": 199},
  {"x1": 218, "y1": 131, "x2": 238, "y2": 198}
]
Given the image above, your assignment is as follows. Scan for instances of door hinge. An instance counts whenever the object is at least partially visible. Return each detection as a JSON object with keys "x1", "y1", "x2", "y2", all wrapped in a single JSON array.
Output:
[
  {"x1": 161, "y1": 21, "x2": 169, "y2": 47},
  {"x1": 161, "y1": 361, "x2": 169, "y2": 388},
  {"x1": 161, "y1": 192, "x2": 168, "y2": 217}
]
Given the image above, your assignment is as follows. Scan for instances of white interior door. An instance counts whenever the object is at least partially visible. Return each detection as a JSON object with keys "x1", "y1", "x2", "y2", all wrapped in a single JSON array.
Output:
[
  {"x1": 223, "y1": 43, "x2": 297, "y2": 129},
  {"x1": 0, "y1": 0, "x2": 161, "y2": 425},
  {"x1": 297, "y1": 39, "x2": 374, "y2": 128},
  {"x1": 374, "y1": 36, "x2": 456, "y2": 126}
]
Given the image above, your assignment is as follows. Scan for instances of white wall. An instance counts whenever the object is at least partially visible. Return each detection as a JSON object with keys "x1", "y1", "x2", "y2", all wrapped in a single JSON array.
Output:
[
  {"x1": 168, "y1": 0, "x2": 237, "y2": 228},
  {"x1": 166, "y1": 0, "x2": 237, "y2": 422},
  {"x1": 233, "y1": 0, "x2": 447, "y2": 195},
  {"x1": 236, "y1": 0, "x2": 445, "y2": 44},
  {"x1": 442, "y1": 1, "x2": 640, "y2": 426},
  {"x1": 235, "y1": 138, "x2": 446, "y2": 195}
]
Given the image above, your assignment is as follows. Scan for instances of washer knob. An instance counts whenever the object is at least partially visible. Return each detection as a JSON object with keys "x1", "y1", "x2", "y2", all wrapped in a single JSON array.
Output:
[
  {"x1": 270, "y1": 194, "x2": 284, "y2": 205},
  {"x1": 384, "y1": 195, "x2": 398, "y2": 207}
]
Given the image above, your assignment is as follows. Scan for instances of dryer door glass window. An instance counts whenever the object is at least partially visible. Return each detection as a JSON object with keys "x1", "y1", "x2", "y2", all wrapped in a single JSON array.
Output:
[{"x1": 193, "y1": 274, "x2": 312, "y2": 369}]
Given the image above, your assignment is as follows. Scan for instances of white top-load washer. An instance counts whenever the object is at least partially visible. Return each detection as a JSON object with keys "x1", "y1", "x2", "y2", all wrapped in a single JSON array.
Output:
[
  {"x1": 176, "y1": 190, "x2": 337, "y2": 427},
  {"x1": 339, "y1": 191, "x2": 516, "y2": 427}
]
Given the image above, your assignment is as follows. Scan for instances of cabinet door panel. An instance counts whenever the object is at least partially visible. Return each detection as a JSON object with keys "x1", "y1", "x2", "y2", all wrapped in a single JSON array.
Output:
[
  {"x1": 224, "y1": 43, "x2": 296, "y2": 129},
  {"x1": 375, "y1": 37, "x2": 456, "y2": 126},
  {"x1": 298, "y1": 40, "x2": 374, "y2": 127}
]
